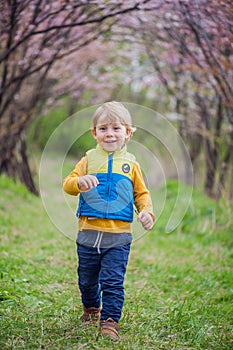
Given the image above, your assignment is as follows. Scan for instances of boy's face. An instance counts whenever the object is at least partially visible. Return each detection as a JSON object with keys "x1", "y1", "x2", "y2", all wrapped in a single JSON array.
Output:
[{"x1": 92, "y1": 117, "x2": 131, "y2": 152}]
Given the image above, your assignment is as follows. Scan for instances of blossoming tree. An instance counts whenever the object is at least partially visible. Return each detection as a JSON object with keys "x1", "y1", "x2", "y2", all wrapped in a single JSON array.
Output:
[{"x1": 0, "y1": 0, "x2": 150, "y2": 193}]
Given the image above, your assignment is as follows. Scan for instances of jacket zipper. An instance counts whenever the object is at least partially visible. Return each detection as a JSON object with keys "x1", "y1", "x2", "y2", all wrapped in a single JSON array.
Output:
[{"x1": 105, "y1": 153, "x2": 113, "y2": 217}]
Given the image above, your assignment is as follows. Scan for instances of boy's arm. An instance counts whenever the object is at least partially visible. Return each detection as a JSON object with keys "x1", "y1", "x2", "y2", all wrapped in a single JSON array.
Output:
[
  {"x1": 63, "y1": 156, "x2": 87, "y2": 195},
  {"x1": 132, "y1": 162, "x2": 155, "y2": 221}
]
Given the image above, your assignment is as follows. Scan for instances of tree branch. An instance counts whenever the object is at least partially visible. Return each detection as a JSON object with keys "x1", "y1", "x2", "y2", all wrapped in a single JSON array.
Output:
[
  {"x1": 179, "y1": 1, "x2": 233, "y2": 103},
  {"x1": 0, "y1": 1, "x2": 150, "y2": 62}
]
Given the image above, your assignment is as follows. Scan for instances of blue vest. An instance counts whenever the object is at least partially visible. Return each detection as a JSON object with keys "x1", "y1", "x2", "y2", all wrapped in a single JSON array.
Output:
[{"x1": 76, "y1": 145, "x2": 136, "y2": 222}]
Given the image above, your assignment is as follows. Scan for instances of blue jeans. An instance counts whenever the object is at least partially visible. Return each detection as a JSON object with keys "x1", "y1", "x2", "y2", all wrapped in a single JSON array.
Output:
[{"x1": 77, "y1": 243, "x2": 131, "y2": 322}]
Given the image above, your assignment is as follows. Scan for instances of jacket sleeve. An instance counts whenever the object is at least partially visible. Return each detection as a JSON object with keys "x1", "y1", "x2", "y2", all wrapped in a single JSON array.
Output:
[
  {"x1": 132, "y1": 162, "x2": 155, "y2": 220},
  {"x1": 63, "y1": 156, "x2": 88, "y2": 196}
]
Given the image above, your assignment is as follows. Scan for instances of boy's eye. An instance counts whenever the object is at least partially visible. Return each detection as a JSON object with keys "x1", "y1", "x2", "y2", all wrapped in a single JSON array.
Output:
[{"x1": 114, "y1": 126, "x2": 121, "y2": 130}]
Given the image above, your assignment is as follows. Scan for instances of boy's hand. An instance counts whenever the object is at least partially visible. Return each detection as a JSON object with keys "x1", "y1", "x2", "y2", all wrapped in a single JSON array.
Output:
[
  {"x1": 137, "y1": 211, "x2": 154, "y2": 230},
  {"x1": 78, "y1": 175, "x2": 99, "y2": 192}
]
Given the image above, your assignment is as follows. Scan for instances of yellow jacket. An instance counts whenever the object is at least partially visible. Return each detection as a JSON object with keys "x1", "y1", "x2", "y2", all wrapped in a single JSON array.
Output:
[{"x1": 63, "y1": 146, "x2": 154, "y2": 233}]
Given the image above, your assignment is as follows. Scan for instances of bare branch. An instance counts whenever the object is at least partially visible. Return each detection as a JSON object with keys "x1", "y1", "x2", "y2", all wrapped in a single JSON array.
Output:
[
  {"x1": 179, "y1": 1, "x2": 233, "y2": 103},
  {"x1": 0, "y1": 1, "x2": 149, "y2": 62}
]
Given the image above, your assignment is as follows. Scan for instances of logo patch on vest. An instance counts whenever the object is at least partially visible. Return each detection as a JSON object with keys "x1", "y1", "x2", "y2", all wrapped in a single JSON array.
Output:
[{"x1": 122, "y1": 163, "x2": 130, "y2": 173}]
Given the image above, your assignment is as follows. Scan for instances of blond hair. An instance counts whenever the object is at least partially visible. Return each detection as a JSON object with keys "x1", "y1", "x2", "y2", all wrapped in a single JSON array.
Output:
[{"x1": 92, "y1": 101, "x2": 136, "y2": 136}]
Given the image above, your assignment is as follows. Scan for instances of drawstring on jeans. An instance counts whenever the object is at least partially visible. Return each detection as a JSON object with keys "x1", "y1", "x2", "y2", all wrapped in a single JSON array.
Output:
[{"x1": 93, "y1": 231, "x2": 103, "y2": 254}]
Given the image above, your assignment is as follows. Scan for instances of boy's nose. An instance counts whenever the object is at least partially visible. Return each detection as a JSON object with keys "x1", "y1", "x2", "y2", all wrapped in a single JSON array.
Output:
[{"x1": 106, "y1": 128, "x2": 114, "y2": 137}]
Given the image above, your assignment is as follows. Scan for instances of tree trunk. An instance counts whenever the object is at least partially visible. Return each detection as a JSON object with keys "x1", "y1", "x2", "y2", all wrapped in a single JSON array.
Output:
[
  {"x1": 216, "y1": 131, "x2": 233, "y2": 199},
  {"x1": 197, "y1": 97, "x2": 217, "y2": 197},
  {"x1": 0, "y1": 134, "x2": 38, "y2": 195},
  {"x1": 204, "y1": 144, "x2": 218, "y2": 198},
  {"x1": 201, "y1": 95, "x2": 224, "y2": 197},
  {"x1": 230, "y1": 168, "x2": 233, "y2": 200}
]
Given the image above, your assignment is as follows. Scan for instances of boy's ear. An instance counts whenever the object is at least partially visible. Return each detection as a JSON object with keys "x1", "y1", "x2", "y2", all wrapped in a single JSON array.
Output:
[
  {"x1": 125, "y1": 128, "x2": 132, "y2": 141},
  {"x1": 91, "y1": 128, "x2": 97, "y2": 139}
]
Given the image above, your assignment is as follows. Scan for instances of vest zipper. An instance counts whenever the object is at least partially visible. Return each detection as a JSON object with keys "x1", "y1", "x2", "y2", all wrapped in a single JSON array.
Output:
[{"x1": 105, "y1": 153, "x2": 113, "y2": 218}]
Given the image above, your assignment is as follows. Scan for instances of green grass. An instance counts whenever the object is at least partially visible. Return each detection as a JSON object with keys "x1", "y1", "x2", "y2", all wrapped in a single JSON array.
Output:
[{"x1": 0, "y1": 175, "x2": 232, "y2": 349}]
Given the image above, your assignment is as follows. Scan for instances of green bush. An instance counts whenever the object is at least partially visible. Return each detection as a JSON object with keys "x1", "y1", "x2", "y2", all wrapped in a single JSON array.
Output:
[{"x1": 27, "y1": 104, "x2": 96, "y2": 158}]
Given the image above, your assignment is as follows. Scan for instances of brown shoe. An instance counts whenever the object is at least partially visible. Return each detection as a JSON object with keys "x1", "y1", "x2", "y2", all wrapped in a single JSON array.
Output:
[
  {"x1": 80, "y1": 306, "x2": 101, "y2": 325},
  {"x1": 100, "y1": 318, "x2": 120, "y2": 340}
]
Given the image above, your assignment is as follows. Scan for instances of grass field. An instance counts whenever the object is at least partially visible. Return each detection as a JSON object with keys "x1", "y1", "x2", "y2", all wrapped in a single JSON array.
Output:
[{"x1": 0, "y1": 175, "x2": 232, "y2": 349}]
